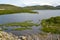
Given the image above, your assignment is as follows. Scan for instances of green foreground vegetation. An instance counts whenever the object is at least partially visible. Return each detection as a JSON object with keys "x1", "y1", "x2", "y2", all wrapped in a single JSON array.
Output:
[
  {"x1": 41, "y1": 16, "x2": 60, "y2": 40},
  {"x1": 41, "y1": 16, "x2": 60, "y2": 34}
]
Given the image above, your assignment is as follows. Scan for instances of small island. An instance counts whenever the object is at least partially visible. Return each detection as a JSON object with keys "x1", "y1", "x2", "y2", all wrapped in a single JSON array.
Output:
[
  {"x1": 0, "y1": 21, "x2": 39, "y2": 27},
  {"x1": 0, "y1": 21, "x2": 39, "y2": 31}
]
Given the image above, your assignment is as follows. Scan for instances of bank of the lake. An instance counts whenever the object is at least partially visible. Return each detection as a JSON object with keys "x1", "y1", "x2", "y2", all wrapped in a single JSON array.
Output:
[{"x1": 0, "y1": 10, "x2": 37, "y2": 15}]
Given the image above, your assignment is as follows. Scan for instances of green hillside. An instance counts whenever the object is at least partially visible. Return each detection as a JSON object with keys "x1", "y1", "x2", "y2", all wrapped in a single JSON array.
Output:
[
  {"x1": 24, "y1": 5, "x2": 60, "y2": 10},
  {"x1": 0, "y1": 4, "x2": 37, "y2": 15}
]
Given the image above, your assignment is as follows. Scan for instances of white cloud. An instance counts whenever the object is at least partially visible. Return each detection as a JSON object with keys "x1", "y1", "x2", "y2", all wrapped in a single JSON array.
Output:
[{"x1": 0, "y1": 0, "x2": 60, "y2": 6}]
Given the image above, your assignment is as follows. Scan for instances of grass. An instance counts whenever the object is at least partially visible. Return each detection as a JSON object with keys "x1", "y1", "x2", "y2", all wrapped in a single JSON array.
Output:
[
  {"x1": 12, "y1": 27, "x2": 32, "y2": 31},
  {"x1": 0, "y1": 21, "x2": 40, "y2": 31},
  {"x1": 0, "y1": 9, "x2": 37, "y2": 15},
  {"x1": 0, "y1": 21, "x2": 40, "y2": 27}
]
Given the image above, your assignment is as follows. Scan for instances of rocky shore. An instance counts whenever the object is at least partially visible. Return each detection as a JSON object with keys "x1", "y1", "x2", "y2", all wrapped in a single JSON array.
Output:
[
  {"x1": 0, "y1": 31, "x2": 27, "y2": 40},
  {"x1": 0, "y1": 31, "x2": 60, "y2": 40}
]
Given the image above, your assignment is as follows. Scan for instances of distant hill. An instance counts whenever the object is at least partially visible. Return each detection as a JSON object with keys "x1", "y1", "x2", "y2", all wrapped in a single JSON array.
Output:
[
  {"x1": 24, "y1": 5, "x2": 60, "y2": 10},
  {"x1": 0, "y1": 4, "x2": 60, "y2": 15},
  {"x1": 0, "y1": 4, "x2": 22, "y2": 10},
  {"x1": 56, "y1": 5, "x2": 60, "y2": 9},
  {"x1": 0, "y1": 4, "x2": 37, "y2": 15},
  {"x1": 0, "y1": 4, "x2": 60, "y2": 10}
]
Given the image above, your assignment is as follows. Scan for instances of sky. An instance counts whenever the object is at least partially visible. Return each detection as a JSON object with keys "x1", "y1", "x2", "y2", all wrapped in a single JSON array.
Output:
[{"x1": 0, "y1": 0, "x2": 60, "y2": 7}]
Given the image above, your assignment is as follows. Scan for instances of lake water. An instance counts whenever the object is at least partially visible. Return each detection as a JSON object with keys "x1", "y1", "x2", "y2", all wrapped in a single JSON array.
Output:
[
  {"x1": 0, "y1": 10, "x2": 60, "y2": 36},
  {"x1": 0, "y1": 10, "x2": 60, "y2": 24}
]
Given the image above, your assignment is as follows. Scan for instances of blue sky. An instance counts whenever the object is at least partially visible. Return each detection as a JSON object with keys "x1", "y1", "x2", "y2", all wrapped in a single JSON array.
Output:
[{"x1": 0, "y1": 0, "x2": 60, "y2": 7}]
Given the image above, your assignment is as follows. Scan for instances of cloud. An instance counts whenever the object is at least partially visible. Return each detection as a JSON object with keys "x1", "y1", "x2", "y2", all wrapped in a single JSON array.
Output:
[{"x1": 0, "y1": 0, "x2": 60, "y2": 6}]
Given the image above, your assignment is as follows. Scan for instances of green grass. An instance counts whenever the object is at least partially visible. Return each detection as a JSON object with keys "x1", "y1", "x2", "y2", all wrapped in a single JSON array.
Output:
[
  {"x1": 41, "y1": 16, "x2": 60, "y2": 34},
  {"x1": 0, "y1": 21, "x2": 39, "y2": 27},
  {"x1": 0, "y1": 10, "x2": 37, "y2": 15},
  {"x1": 12, "y1": 28, "x2": 32, "y2": 31}
]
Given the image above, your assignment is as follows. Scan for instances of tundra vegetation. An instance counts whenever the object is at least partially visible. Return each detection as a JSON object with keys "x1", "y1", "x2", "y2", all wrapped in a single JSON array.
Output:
[
  {"x1": 12, "y1": 28, "x2": 32, "y2": 31},
  {"x1": 0, "y1": 21, "x2": 39, "y2": 27},
  {"x1": 0, "y1": 21, "x2": 39, "y2": 31},
  {"x1": 41, "y1": 16, "x2": 60, "y2": 40},
  {"x1": 0, "y1": 10, "x2": 37, "y2": 15}
]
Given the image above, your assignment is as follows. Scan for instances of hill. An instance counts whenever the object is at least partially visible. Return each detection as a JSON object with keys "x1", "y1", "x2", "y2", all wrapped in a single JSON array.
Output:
[
  {"x1": 0, "y1": 4, "x2": 37, "y2": 15},
  {"x1": 56, "y1": 5, "x2": 60, "y2": 9},
  {"x1": 24, "y1": 5, "x2": 60, "y2": 10},
  {"x1": 0, "y1": 4, "x2": 22, "y2": 10},
  {"x1": 0, "y1": 4, "x2": 60, "y2": 10}
]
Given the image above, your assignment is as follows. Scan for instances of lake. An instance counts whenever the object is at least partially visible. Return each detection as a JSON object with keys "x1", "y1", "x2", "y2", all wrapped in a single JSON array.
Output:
[{"x1": 0, "y1": 10, "x2": 60, "y2": 36}]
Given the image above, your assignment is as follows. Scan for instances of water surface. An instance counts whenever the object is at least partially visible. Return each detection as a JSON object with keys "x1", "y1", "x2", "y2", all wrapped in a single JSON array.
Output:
[{"x1": 0, "y1": 10, "x2": 60, "y2": 36}]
